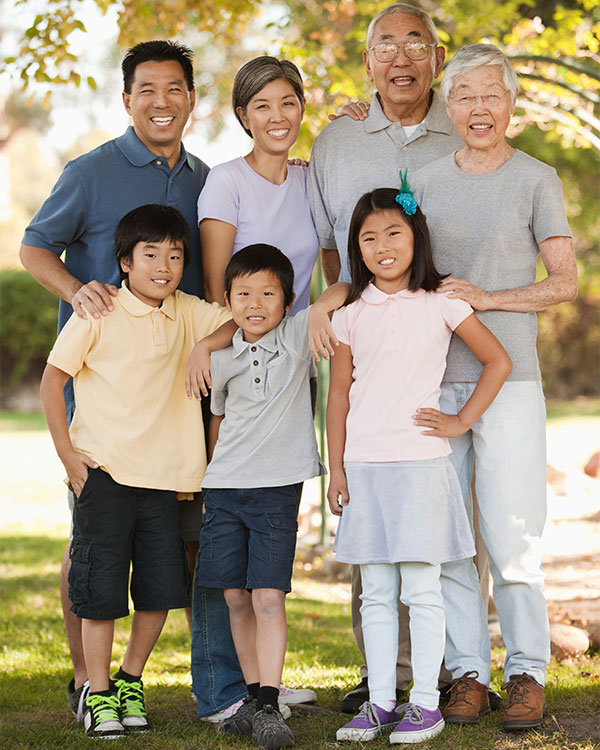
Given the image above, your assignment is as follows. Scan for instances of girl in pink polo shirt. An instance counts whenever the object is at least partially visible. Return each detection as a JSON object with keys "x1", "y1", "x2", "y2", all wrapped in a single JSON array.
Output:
[{"x1": 327, "y1": 183, "x2": 511, "y2": 745}]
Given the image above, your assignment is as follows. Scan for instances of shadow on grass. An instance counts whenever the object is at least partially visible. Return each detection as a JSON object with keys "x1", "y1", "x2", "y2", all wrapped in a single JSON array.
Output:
[{"x1": 0, "y1": 535, "x2": 66, "y2": 567}]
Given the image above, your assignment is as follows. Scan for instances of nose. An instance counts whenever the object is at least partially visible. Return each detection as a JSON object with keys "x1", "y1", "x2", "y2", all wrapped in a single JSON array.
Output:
[{"x1": 152, "y1": 88, "x2": 169, "y2": 108}]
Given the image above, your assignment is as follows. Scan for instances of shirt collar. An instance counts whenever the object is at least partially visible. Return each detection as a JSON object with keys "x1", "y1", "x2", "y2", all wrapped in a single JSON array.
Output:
[
  {"x1": 364, "y1": 90, "x2": 455, "y2": 137},
  {"x1": 118, "y1": 281, "x2": 177, "y2": 319},
  {"x1": 115, "y1": 126, "x2": 192, "y2": 170},
  {"x1": 361, "y1": 282, "x2": 426, "y2": 304},
  {"x1": 231, "y1": 325, "x2": 280, "y2": 358}
]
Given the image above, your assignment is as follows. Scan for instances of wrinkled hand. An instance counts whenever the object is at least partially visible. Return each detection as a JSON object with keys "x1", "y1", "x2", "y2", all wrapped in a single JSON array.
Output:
[
  {"x1": 288, "y1": 157, "x2": 309, "y2": 167},
  {"x1": 413, "y1": 408, "x2": 469, "y2": 438},
  {"x1": 328, "y1": 100, "x2": 370, "y2": 122},
  {"x1": 71, "y1": 280, "x2": 118, "y2": 319},
  {"x1": 438, "y1": 276, "x2": 490, "y2": 311},
  {"x1": 63, "y1": 450, "x2": 98, "y2": 497},
  {"x1": 308, "y1": 306, "x2": 339, "y2": 362},
  {"x1": 327, "y1": 470, "x2": 349, "y2": 516},
  {"x1": 185, "y1": 342, "x2": 212, "y2": 400}
]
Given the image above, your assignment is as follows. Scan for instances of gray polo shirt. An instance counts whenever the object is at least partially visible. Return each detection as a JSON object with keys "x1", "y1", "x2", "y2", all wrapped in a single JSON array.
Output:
[
  {"x1": 202, "y1": 307, "x2": 326, "y2": 489},
  {"x1": 307, "y1": 91, "x2": 462, "y2": 282},
  {"x1": 412, "y1": 150, "x2": 572, "y2": 382}
]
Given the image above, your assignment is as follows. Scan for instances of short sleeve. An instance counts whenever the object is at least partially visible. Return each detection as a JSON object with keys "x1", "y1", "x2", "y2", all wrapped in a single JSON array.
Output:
[
  {"x1": 22, "y1": 160, "x2": 88, "y2": 255},
  {"x1": 197, "y1": 164, "x2": 240, "y2": 228},
  {"x1": 530, "y1": 168, "x2": 572, "y2": 245},
  {"x1": 46, "y1": 312, "x2": 97, "y2": 376},
  {"x1": 279, "y1": 307, "x2": 310, "y2": 358},
  {"x1": 307, "y1": 135, "x2": 337, "y2": 249},
  {"x1": 188, "y1": 298, "x2": 232, "y2": 341},
  {"x1": 331, "y1": 307, "x2": 350, "y2": 346},
  {"x1": 438, "y1": 293, "x2": 473, "y2": 331},
  {"x1": 209, "y1": 350, "x2": 229, "y2": 416}
]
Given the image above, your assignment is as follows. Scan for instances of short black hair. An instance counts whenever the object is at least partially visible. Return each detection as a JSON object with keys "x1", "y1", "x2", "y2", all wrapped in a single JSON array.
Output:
[
  {"x1": 115, "y1": 204, "x2": 191, "y2": 281},
  {"x1": 346, "y1": 188, "x2": 447, "y2": 305},
  {"x1": 224, "y1": 244, "x2": 295, "y2": 309},
  {"x1": 122, "y1": 40, "x2": 194, "y2": 93}
]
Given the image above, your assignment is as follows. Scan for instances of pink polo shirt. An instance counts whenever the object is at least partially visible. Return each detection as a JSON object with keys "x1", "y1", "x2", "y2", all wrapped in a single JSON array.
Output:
[{"x1": 331, "y1": 284, "x2": 473, "y2": 462}]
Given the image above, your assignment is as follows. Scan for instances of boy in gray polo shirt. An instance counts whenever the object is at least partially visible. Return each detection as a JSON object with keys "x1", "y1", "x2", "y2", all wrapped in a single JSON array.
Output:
[{"x1": 195, "y1": 244, "x2": 344, "y2": 749}]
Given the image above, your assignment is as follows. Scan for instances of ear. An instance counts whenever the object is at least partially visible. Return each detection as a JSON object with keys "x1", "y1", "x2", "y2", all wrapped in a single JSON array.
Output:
[
  {"x1": 510, "y1": 90, "x2": 518, "y2": 116},
  {"x1": 433, "y1": 46, "x2": 445, "y2": 78},
  {"x1": 120, "y1": 255, "x2": 132, "y2": 274},
  {"x1": 363, "y1": 50, "x2": 375, "y2": 83},
  {"x1": 189, "y1": 88, "x2": 196, "y2": 109},
  {"x1": 224, "y1": 291, "x2": 232, "y2": 311},
  {"x1": 122, "y1": 91, "x2": 132, "y2": 116},
  {"x1": 236, "y1": 106, "x2": 250, "y2": 132},
  {"x1": 285, "y1": 292, "x2": 296, "y2": 313}
]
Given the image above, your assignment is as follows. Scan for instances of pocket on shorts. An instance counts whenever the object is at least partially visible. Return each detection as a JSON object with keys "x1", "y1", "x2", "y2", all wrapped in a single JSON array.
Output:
[
  {"x1": 68, "y1": 537, "x2": 92, "y2": 606},
  {"x1": 198, "y1": 510, "x2": 216, "y2": 561},
  {"x1": 267, "y1": 513, "x2": 298, "y2": 563}
]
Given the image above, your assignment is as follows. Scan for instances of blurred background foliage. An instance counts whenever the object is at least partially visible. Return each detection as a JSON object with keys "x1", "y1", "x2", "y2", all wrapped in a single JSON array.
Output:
[{"x1": 0, "y1": 0, "x2": 598, "y2": 402}]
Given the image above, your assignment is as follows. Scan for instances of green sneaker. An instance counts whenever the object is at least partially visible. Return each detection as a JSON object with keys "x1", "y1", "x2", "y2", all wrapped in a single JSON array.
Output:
[
  {"x1": 83, "y1": 694, "x2": 125, "y2": 739},
  {"x1": 114, "y1": 678, "x2": 150, "y2": 732}
]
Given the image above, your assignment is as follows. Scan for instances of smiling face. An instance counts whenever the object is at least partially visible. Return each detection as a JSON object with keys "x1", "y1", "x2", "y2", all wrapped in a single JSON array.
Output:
[
  {"x1": 446, "y1": 65, "x2": 515, "y2": 152},
  {"x1": 122, "y1": 60, "x2": 195, "y2": 162},
  {"x1": 358, "y1": 209, "x2": 414, "y2": 294},
  {"x1": 226, "y1": 269, "x2": 292, "y2": 343},
  {"x1": 364, "y1": 12, "x2": 444, "y2": 124},
  {"x1": 120, "y1": 237, "x2": 185, "y2": 307},
  {"x1": 236, "y1": 78, "x2": 304, "y2": 157}
]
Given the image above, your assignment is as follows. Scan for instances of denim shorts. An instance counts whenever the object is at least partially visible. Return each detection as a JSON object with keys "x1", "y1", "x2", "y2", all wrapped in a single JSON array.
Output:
[
  {"x1": 68, "y1": 468, "x2": 191, "y2": 620},
  {"x1": 196, "y1": 484, "x2": 301, "y2": 592}
]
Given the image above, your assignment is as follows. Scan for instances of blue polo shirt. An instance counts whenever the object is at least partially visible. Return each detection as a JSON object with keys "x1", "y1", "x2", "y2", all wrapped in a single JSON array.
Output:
[{"x1": 23, "y1": 126, "x2": 210, "y2": 334}]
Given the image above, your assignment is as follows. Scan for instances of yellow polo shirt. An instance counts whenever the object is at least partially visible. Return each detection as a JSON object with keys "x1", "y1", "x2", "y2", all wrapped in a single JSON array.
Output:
[{"x1": 47, "y1": 283, "x2": 231, "y2": 492}]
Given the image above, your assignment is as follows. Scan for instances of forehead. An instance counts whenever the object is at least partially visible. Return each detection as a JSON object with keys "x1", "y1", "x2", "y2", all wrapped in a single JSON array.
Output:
[
  {"x1": 372, "y1": 13, "x2": 432, "y2": 43},
  {"x1": 231, "y1": 269, "x2": 283, "y2": 290},
  {"x1": 134, "y1": 237, "x2": 183, "y2": 250},
  {"x1": 361, "y1": 209, "x2": 409, "y2": 231},
  {"x1": 130, "y1": 59, "x2": 187, "y2": 87},
  {"x1": 451, "y1": 65, "x2": 506, "y2": 91},
  {"x1": 249, "y1": 77, "x2": 298, "y2": 102}
]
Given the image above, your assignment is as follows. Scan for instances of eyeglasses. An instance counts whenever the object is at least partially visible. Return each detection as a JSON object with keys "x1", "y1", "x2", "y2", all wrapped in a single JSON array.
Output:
[
  {"x1": 367, "y1": 41, "x2": 436, "y2": 63},
  {"x1": 449, "y1": 92, "x2": 509, "y2": 109}
]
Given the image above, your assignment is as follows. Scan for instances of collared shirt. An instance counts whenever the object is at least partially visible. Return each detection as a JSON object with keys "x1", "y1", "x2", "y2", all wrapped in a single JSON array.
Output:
[
  {"x1": 331, "y1": 284, "x2": 472, "y2": 461},
  {"x1": 47, "y1": 284, "x2": 231, "y2": 492},
  {"x1": 307, "y1": 91, "x2": 463, "y2": 282},
  {"x1": 23, "y1": 126, "x2": 210, "y2": 334},
  {"x1": 203, "y1": 307, "x2": 326, "y2": 489}
]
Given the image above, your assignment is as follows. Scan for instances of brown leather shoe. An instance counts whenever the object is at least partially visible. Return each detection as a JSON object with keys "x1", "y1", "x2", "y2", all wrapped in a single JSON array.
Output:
[
  {"x1": 443, "y1": 671, "x2": 490, "y2": 724},
  {"x1": 502, "y1": 673, "x2": 546, "y2": 730}
]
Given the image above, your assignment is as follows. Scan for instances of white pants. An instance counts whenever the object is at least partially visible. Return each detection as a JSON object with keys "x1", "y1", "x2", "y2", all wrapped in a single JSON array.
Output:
[
  {"x1": 360, "y1": 561, "x2": 444, "y2": 710},
  {"x1": 440, "y1": 381, "x2": 550, "y2": 686}
]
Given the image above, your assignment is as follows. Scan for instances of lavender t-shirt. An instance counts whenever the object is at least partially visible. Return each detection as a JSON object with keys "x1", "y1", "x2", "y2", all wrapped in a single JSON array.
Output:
[{"x1": 197, "y1": 157, "x2": 319, "y2": 314}]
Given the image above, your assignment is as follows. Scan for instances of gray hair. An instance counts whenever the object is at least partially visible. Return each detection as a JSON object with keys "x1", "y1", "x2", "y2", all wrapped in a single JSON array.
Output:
[
  {"x1": 441, "y1": 44, "x2": 519, "y2": 105},
  {"x1": 366, "y1": 4, "x2": 439, "y2": 48},
  {"x1": 232, "y1": 56, "x2": 304, "y2": 138}
]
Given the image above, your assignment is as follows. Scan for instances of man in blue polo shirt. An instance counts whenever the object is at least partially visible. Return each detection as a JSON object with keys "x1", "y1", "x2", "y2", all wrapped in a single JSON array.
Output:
[{"x1": 20, "y1": 39, "x2": 247, "y2": 724}]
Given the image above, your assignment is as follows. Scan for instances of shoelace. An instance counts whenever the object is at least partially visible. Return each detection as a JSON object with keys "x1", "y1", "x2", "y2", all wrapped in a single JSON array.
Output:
[
  {"x1": 355, "y1": 701, "x2": 384, "y2": 727},
  {"x1": 502, "y1": 674, "x2": 534, "y2": 706},
  {"x1": 116, "y1": 680, "x2": 145, "y2": 717},
  {"x1": 448, "y1": 670, "x2": 480, "y2": 705},
  {"x1": 395, "y1": 702, "x2": 424, "y2": 726},
  {"x1": 87, "y1": 694, "x2": 120, "y2": 723}
]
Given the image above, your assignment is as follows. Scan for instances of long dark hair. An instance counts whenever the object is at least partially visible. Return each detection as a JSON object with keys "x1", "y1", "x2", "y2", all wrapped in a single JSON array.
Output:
[{"x1": 345, "y1": 188, "x2": 447, "y2": 305}]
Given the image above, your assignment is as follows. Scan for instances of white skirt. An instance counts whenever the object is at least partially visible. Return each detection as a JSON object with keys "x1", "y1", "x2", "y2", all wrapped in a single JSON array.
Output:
[{"x1": 333, "y1": 457, "x2": 475, "y2": 565}]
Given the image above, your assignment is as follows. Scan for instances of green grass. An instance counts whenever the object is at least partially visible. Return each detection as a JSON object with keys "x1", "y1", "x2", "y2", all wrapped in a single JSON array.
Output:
[{"x1": 1, "y1": 535, "x2": 599, "y2": 749}]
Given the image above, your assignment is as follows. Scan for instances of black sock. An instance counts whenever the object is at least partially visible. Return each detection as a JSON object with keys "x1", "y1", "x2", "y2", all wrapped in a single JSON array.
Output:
[
  {"x1": 114, "y1": 667, "x2": 141, "y2": 683},
  {"x1": 247, "y1": 682, "x2": 260, "y2": 699},
  {"x1": 89, "y1": 689, "x2": 112, "y2": 698},
  {"x1": 257, "y1": 685, "x2": 280, "y2": 711}
]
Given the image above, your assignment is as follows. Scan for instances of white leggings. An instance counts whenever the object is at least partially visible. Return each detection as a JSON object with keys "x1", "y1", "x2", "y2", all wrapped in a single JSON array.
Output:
[{"x1": 360, "y1": 561, "x2": 444, "y2": 710}]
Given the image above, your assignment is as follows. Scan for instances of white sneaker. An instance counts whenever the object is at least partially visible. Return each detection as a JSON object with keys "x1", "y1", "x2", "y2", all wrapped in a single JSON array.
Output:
[
  {"x1": 200, "y1": 698, "x2": 292, "y2": 722},
  {"x1": 279, "y1": 683, "x2": 317, "y2": 705}
]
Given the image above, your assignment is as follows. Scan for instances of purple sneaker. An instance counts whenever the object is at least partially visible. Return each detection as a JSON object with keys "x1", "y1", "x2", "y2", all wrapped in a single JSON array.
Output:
[
  {"x1": 390, "y1": 703, "x2": 445, "y2": 744},
  {"x1": 336, "y1": 701, "x2": 397, "y2": 741}
]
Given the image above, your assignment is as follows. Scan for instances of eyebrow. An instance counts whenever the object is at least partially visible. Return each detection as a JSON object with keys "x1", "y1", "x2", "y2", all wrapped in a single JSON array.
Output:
[
  {"x1": 252, "y1": 93, "x2": 297, "y2": 103},
  {"x1": 135, "y1": 79, "x2": 185, "y2": 87},
  {"x1": 360, "y1": 223, "x2": 405, "y2": 236},
  {"x1": 378, "y1": 30, "x2": 425, "y2": 41}
]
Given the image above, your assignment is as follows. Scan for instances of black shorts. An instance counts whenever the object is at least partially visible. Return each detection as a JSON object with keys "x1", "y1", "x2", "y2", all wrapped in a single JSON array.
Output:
[{"x1": 69, "y1": 468, "x2": 190, "y2": 620}]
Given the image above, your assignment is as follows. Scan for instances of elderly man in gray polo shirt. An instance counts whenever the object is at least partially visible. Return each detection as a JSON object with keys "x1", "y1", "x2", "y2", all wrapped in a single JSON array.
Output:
[{"x1": 308, "y1": 2, "x2": 468, "y2": 712}]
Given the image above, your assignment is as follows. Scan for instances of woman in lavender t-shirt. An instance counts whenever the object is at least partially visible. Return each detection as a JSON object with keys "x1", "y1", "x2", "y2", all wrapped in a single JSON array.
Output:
[{"x1": 197, "y1": 57, "x2": 319, "y2": 314}]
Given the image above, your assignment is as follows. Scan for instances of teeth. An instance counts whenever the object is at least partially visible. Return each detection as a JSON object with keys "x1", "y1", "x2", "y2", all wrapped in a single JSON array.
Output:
[
  {"x1": 151, "y1": 116, "x2": 174, "y2": 124},
  {"x1": 471, "y1": 124, "x2": 491, "y2": 130},
  {"x1": 152, "y1": 279, "x2": 168, "y2": 284},
  {"x1": 380, "y1": 258, "x2": 395, "y2": 266},
  {"x1": 268, "y1": 129, "x2": 289, "y2": 137},
  {"x1": 248, "y1": 316, "x2": 264, "y2": 321},
  {"x1": 392, "y1": 77, "x2": 413, "y2": 85}
]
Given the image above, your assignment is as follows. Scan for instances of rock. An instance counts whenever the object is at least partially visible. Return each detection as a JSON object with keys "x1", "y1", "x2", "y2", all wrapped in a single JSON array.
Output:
[
  {"x1": 550, "y1": 623, "x2": 590, "y2": 660},
  {"x1": 589, "y1": 625, "x2": 600, "y2": 650},
  {"x1": 488, "y1": 620, "x2": 505, "y2": 649},
  {"x1": 584, "y1": 451, "x2": 600, "y2": 478}
]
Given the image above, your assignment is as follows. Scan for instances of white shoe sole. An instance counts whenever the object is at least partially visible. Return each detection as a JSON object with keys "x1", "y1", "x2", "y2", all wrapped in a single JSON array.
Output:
[
  {"x1": 389, "y1": 718, "x2": 445, "y2": 743},
  {"x1": 278, "y1": 685, "x2": 317, "y2": 704}
]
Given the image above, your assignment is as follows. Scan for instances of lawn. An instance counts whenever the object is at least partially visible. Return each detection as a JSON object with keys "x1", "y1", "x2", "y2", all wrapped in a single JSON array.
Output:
[{"x1": 1, "y1": 405, "x2": 599, "y2": 749}]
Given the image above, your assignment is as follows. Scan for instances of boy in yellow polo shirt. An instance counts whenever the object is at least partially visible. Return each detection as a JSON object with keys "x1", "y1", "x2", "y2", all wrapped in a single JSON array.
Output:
[{"x1": 40, "y1": 204, "x2": 233, "y2": 739}]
